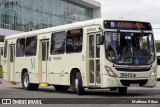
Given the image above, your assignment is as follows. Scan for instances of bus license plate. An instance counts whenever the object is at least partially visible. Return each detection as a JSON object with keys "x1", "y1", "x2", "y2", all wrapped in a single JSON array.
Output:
[
  {"x1": 130, "y1": 83, "x2": 139, "y2": 87},
  {"x1": 120, "y1": 73, "x2": 136, "y2": 78}
]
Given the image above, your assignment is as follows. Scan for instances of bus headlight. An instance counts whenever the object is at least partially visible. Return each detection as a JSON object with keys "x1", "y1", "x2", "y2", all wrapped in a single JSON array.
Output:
[
  {"x1": 105, "y1": 66, "x2": 117, "y2": 78},
  {"x1": 151, "y1": 70, "x2": 157, "y2": 77}
]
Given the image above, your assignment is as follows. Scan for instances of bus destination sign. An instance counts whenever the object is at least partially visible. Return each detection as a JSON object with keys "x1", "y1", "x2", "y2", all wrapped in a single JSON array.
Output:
[
  {"x1": 104, "y1": 21, "x2": 152, "y2": 30},
  {"x1": 67, "y1": 28, "x2": 83, "y2": 35}
]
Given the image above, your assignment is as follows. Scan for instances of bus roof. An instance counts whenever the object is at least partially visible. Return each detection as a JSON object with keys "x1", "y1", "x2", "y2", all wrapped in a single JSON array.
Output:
[{"x1": 5, "y1": 18, "x2": 151, "y2": 40}]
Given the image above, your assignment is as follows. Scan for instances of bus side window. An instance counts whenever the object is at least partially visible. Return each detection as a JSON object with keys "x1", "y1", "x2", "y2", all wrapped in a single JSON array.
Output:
[
  {"x1": 25, "y1": 36, "x2": 37, "y2": 56},
  {"x1": 66, "y1": 34, "x2": 83, "y2": 53},
  {"x1": 16, "y1": 38, "x2": 25, "y2": 57},
  {"x1": 51, "y1": 32, "x2": 66, "y2": 55}
]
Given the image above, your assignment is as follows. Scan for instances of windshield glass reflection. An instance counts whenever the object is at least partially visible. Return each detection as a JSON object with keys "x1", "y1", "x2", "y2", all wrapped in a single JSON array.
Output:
[{"x1": 105, "y1": 32, "x2": 155, "y2": 65}]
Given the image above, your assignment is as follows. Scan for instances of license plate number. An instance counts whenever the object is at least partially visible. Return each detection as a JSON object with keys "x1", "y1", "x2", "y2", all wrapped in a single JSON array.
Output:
[
  {"x1": 120, "y1": 73, "x2": 136, "y2": 78},
  {"x1": 130, "y1": 83, "x2": 139, "y2": 87}
]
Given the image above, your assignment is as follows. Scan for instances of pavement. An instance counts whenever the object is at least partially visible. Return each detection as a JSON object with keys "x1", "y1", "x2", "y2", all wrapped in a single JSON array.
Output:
[{"x1": 0, "y1": 78, "x2": 160, "y2": 107}]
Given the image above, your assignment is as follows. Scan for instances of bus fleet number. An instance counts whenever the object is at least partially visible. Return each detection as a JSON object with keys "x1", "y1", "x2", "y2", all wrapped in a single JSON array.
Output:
[{"x1": 120, "y1": 73, "x2": 136, "y2": 78}]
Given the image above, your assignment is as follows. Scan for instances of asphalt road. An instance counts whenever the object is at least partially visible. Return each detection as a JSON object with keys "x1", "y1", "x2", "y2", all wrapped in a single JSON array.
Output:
[{"x1": 0, "y1": 78, "x2": 160, "y2": 107}]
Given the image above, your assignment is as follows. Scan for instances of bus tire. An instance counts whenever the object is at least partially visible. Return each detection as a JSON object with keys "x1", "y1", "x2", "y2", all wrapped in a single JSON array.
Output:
[
  {"x1": 54, "y1": 85, "x2": 69, "y2": 91},
  {"x1": 22, "y1": 72, "x2": 39, "y2": 90},
  {"x1": 76, "y1": 72, "x2": 84, "y2": 95},
  {"x1": 118, "y1": 87, "x2": 127, "y2": 94}
]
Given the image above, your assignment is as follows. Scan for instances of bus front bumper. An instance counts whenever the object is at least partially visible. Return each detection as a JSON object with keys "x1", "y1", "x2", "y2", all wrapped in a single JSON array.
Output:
[{"x1": 102, "y1": 75, "x2": 157, "y2": 88}]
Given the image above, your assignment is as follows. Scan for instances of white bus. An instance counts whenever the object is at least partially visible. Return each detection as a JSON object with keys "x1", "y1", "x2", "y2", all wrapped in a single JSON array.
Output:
[{"x1": 3, "y1": 19, "x2": 157, "y2": 95}]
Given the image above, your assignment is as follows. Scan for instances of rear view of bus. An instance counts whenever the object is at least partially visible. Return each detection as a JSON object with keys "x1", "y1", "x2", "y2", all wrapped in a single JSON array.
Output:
[{"x1": 102, "y1": 20, "x2": 157, "y2": 93}]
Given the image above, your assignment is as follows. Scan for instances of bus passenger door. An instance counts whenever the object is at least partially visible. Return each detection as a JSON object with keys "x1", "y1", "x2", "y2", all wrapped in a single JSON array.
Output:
[
  {"x1": 0, "y1": 47, "x2": 3, "y2": 65},
  {"x1": 9, "y1": 45, "x2": 15, "y2": 81},
  {"x1": 41, "y1": 40, "x2": 49, "y2": 83},
  {"x1": 88, "y1": 34, "x2": 101, "y2": 86}
]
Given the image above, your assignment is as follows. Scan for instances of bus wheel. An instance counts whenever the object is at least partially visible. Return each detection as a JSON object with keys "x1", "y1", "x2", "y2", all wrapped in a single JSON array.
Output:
[
  {"x1": 118, "y1": 87, "x2": 127, "y2": 94},
  {"x1": 54, "y1": 85, "x2": 69, "y2": 91},
  {"x1": 75, "y1": 72, "x2": 84, "y2": 95},
  {"x1": 22, "y1": 72, "x2": 39, "y2": 90}
]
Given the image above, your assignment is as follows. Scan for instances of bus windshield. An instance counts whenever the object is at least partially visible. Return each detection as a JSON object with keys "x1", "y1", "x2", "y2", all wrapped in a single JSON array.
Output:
[{"x1": 105, "y1": 32, "x2": 155, "y2": 65}]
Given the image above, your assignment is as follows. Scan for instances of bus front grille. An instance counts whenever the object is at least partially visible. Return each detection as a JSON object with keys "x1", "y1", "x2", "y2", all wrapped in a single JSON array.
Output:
[
  {"x1": 115, "y1": 68, "x2": 151, "y2": 72},
  {"x1": 120, "y1": 79, "x2": 148, "y2": 86}
]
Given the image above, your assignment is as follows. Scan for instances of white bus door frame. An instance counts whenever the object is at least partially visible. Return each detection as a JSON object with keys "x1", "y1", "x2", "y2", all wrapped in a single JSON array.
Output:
[
  {"x1": 41, "y1": 40, "x2": 49, "y2": 83},
  {"x1": 88, "y1": 33, "x2": 101, "y2": 86},
  {"x1": 9, "y1": 45, "x2": 15, "y2": 81}
]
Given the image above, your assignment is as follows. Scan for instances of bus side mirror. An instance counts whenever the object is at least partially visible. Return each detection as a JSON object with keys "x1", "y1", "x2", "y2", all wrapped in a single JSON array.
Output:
[{"x1": 96, "y1": 35, "x2": 104, "y2": 45}]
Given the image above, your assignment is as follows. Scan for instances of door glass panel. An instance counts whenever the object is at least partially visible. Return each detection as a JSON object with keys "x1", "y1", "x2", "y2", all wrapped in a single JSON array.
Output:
[
  {"x1": 46, "y1": 42, "x2": 49, "y2": 60},
  {"x1": 42, "y1": 42, "x2": 49, "y2": 61},
  {"x1": 89, "y1": 60, "x2": 94, "y2": 83},
  {"x1": 10, "y1": 46, "x2": 15, "y2": 62},
  {"x1": 96, "y1": 60, "x2": 101, "y2": 84},
  {"x1": 89, "y1": 35, "x2": 95, "y2": 84},
  {"x1": 96, "y1": 34, "x2": 101, "y2": 84},
  {"x1": 96, "y1": 44, "x2": 100, "y2": 58},
  {"x1": 89, "y1": 35, "x2": 94, "y2": 58},
  {"x1": 96, "y1": 35, "x2": 100, "y2": 58},
  {"x1": 42, "y1": 42, "x2": 46, "y2": 61}
]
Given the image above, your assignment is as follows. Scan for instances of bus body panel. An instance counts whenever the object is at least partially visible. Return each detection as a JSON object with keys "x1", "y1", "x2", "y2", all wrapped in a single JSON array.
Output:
[{"x1": 157, "y1": 65, "x2": 160, "y2": 79}]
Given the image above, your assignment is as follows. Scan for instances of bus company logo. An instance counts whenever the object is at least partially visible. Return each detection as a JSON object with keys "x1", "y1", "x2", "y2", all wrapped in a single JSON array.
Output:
[
  {"x1": 135, "y1": 57, "x2": 140, "y2": 65},
  {"x1": 31, "y1": 58, "x2": 35, "y2": 69},
  {"x1": 2, "y1": 99, "x2": 11, "y2": 104}
]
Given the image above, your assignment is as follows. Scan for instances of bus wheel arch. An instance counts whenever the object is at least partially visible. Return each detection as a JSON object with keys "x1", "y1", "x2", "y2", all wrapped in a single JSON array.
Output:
[
  {"x1": 21, "y1": 68, "x2": 39, "y2": 90},
  {"x1": 70, "y1": 68, "x2": 81, "y2": 86},
  {"x1": 70, "y1": 68, "x2": 84, "y2": 95},
  {"x1": 21, "y1": 68, "x2": 28, "y2": 82}
]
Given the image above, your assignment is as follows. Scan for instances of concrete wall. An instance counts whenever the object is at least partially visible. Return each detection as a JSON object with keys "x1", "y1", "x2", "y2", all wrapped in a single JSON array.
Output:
[
  {"x1": 93, "y1": 7, "x2": 101, "y2": 18},
  {"x1": 0, "y1": 28, "x2": 22, "y2": 36}
]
